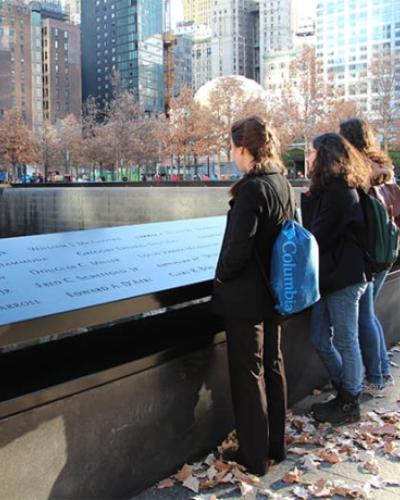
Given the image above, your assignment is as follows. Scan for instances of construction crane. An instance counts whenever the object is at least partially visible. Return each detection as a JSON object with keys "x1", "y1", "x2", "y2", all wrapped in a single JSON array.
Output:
[{"x1": 163, "y1": 0, "x2": 176, "y2": 116}]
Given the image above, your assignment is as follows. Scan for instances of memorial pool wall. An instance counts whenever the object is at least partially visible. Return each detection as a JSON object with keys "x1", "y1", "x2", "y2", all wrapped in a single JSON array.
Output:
[
  {"x1": 0, "y1": 186, "x2": 399, "y2": 498},
  {"x1": 0, "y1": 183, "x2": 306, "y2": 237}
]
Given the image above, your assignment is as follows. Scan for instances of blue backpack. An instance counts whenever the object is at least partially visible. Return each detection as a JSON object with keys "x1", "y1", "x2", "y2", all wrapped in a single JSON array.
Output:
[{"x1": 261, "y1": 181, "x2": 320, "y2": 315}]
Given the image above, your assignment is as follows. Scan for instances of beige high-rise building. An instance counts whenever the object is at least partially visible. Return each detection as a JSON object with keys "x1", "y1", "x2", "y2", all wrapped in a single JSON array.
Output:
[{"x1": 183, "y1": 0, "x2": 212, "y2": 26}]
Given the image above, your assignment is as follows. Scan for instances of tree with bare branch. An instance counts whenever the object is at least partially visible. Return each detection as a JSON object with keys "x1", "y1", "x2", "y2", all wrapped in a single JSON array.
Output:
[
  {"x1": 0, "y1": 109, "x2": 39, "y2": 180},
  {"x1": 370, "y1": 51, "x2": 400, "y2": 152}
]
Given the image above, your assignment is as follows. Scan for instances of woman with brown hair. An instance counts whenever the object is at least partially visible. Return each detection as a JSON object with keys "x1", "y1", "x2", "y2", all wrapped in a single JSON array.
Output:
[
  {"x1": 301, "y1": 133, "x2": 371, "y2": 425},
  {"x1": 212, "y1": 116, "x2": 296, "y2": 476},
  {"x1": 340, "y1": 118, "x2": 397, "y2": 393}
]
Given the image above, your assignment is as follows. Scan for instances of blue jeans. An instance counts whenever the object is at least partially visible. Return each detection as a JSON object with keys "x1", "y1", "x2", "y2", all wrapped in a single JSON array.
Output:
[
  {"x1": 310, "y1": 282, "x2": 367, "y2": 396},
  {"x1": 358, "y1": 271, "x2": 390, "y2": 385}
]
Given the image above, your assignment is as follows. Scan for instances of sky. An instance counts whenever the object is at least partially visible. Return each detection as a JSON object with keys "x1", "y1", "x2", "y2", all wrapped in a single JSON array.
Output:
[{"x1": 170, "y1": 0, "x2": 184, "y2": 28}]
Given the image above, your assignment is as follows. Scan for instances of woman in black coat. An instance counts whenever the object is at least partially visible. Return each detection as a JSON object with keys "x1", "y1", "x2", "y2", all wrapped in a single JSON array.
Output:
[
  {"x1": 212, "y1": 116, "x2": 296, "y2": 476},
  {"x1": 301, "y1": 133, "x2": 371, "y2": 425}
]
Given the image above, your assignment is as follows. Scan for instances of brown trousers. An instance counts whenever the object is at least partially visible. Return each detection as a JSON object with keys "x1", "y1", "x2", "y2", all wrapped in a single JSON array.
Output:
[{"x1": 224, "y1": 317, "x2": 287, "y2": 475}]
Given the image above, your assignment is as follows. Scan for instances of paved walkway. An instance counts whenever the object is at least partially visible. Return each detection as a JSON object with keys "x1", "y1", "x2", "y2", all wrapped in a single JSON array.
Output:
[{"x1": 136, "y1": 344, "x2": 400, "y2": 499}]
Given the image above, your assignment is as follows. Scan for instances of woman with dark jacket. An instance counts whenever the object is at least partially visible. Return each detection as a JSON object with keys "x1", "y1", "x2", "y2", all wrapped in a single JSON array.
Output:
[
  {"x1": 212, "y1": 116, "x2": 296, "y2": 476},
  {"x1": 301, "y1": 133, "x2": 371, "y2": 425},
  {"x1": 340, "y1": 118, "x2": 396, "y2": 392}
]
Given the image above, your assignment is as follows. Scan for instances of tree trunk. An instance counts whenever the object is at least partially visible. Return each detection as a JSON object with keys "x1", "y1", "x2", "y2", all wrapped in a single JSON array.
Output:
[{"x1": 216, "y1": 151, "x2": 221, "y2": 179}]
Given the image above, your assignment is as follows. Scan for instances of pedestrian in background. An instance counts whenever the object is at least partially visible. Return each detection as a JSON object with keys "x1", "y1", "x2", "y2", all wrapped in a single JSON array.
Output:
[{"x1": 340, "y1": 118, "x2": 399, "y2": 392}]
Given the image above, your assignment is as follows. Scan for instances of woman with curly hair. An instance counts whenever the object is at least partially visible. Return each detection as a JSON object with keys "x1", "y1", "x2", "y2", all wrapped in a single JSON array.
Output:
[
  {"x1": 340, "y1": 118, "x2": 396, "y2": 393},
  {"x1": 212, "y1": 116, "x2": 296, "y2": 475},
  {"x1": 301, "y1": 133, "x2": 371, "y2": 425}
]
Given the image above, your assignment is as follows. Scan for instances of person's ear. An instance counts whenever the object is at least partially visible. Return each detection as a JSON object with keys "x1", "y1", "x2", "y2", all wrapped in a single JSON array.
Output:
[{"x1": 240, "y1": 147, "x2": 245, "y2": 156}]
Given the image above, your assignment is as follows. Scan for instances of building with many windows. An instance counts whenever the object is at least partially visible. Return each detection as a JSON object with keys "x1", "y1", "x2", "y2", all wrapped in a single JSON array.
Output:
[
  {"x1": 316, "y1": 0, "x2": 400, "y2": 114},
  {"x1": 0, "y1": 0, "x2": 81, "y2": 133},
  {"x1": 172, "y1": 34, "x2": 192, "y2": 97},
  {"x1": 211, "y1": 0, "x2": 259, "y2": 81},
  {"x1": 183, "y1": 0, "x2": 212, "y2": 26},
  {"x1": 258, "y1": 0, "x2": 296, "y2": 86},
  {"x1": 175, "y1": 21, "x2": 211, "y2": 93},
  {"x1": 192, "y1": 24, "x2": 212, "y2": 92},
  {"x1": 82, "y1": 0, "x2": 164, "y2": 112},
  {"x1": 63, "y1": 0, "x2": 80, "y2": 24},
  {"x1": 41, "y1": 12, "x2": 81, "y2": 123}
]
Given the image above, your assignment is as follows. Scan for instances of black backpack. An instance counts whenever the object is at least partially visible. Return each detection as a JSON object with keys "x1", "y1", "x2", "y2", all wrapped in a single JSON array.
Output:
[{"x1": 357, "y1": 189, "x2": 399, "y2": 273}]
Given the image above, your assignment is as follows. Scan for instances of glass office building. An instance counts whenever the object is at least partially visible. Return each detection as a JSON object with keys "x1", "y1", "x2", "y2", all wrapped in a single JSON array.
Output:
[
  {"x1": 82, "y1": 0, "x2": 164, "y2": 112},
  {"x1": 316, "y1": 0, "x2": 400, "y2": 113}
]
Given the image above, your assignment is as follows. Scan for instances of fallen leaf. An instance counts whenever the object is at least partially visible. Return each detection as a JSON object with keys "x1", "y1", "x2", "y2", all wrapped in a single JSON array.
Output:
[
  {"x1": 292, "y1": 485, "x2": 309, "y2": 499},
  {"x1": 204, "y1": 453, "x2": 216, "y2": 466},
  {"x1": 300, "y1": 454, "x2": 321, "y2": 472},
  {"x1": 175, "y1": 464, "x2": 192, "y2": 482},
  {"x1": 377, "y1": 423, "x2": 399, "y2": 436},
  {"x1": 288, "y1": 447, "x2": 310, "y2": 456},
  {"x1": 317, "y1": 449, "x2": 342, "y2": 464},
  {"x1": 206, "y1": 465, "x2": 217, "y2": 481},
  {"x1": 308, "y1": 479, "x2": 333, "y2": 498},
  {"x1": 368, "y1": 476, "x2": 387, "y2": 489},
  {"x1": 213, "y1": 460, "x2": 234, "y2": 473},
  {"x1": 331, "y1": 481, "x2": 371, "y2": 499},
  {"x1": 232, "y1": 467, "x2": 261, "y2": 485},
  {"x1": 239, "y1": 481, "x2": 255, "y2": 496},
  {"x1": 157, "y1": 478, "x2": 174, "y2": 489},
  {"x1": 363, "y1": 458, "x2": 380, "y2": 475},
  {"x1": 384, "y1": 442, "x2": 398, "y2": 455},
  {"x1": 182, "y1": 474, "x2": 199, "y2": 493},
  {"x1": 282, "y1": 467, "x2": 310, "y2": 485}
]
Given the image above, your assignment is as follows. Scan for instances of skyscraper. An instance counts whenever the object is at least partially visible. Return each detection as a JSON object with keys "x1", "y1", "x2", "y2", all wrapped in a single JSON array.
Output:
[
  {"x1": 0, "y1": 0, "x2": 34, "y2": 126},
  {"x1": 211, "y1": 0, "x2": 259, "y2": 81},
  {"x1": 63, "y1": 0, "x2": 80, "y2": 24},
  {"x1": 41, "y1": 11, "x2": 81, "y2": 123},
  {"x1": 258, "y1": 0, "x2": 295, "y2": 86},
  {"x1": 0, "y1": 0, "x2": 81, "y2": 133},
  {"x1": 81, "y1": 0, "x2": 164, "y2": 112},
  {"x1": 183, "y1": 0, "x2": 212, "y2": 26},
  {"x1": 316, "y1": 0, "x2": 400, "y2": 114}
]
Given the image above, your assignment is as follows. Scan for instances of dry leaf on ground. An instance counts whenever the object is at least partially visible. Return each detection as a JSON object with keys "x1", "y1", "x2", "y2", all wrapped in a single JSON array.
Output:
[
  {"x1": 308, "y1": 479, "x2": 333, "y2": 498},
  {"x1": 182, "y1": 474, "x2": 200, "y2": 493},
  {"x1": 300, "y1": 454, "x2": 320, "y2": 472},
  {"x1": 157, "y1": 478, "x2": 174, "y2": 489},
  {"x1": 289, "y1": 447, "x2": 310, "y2": 456},
  {"x1": 239, "y1": 481, "x2": 255, "y2": 496},
  {"x1": 282, "y1": 467, "x2": 310, "y2": 485},
  {"x1": 175, "y1": 464, "x2": 193, "y2": 482},
  {"x1": 363, "y1": 458, "x2": 380, "y2": 475},
  {"x1": 292, "y1": 485, "x2": 309, "y2": 499},
  {"x1": 317, "y1": 449, "x2": 342, "y2": 464}
]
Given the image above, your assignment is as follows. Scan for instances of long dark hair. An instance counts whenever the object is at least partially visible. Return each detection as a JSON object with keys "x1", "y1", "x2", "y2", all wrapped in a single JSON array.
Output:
[
  {"x1": 310, "y1": 133, "x2": 370, "y2": 194},
  {"x1": 339, "y1": 118, "x2": 391, "y2": 167},
  {"x1": 230, "y1": 116, "x2": 285, "y2": 197}
]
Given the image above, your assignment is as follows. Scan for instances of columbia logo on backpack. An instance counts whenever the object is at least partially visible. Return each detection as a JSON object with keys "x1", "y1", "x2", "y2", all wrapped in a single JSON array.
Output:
[
  {"x1": 258, "y1": 181, "x2": 320, "y2": 316},
  {"x1": 270, "y1": 220, "x2": 320, "y2": 315}
]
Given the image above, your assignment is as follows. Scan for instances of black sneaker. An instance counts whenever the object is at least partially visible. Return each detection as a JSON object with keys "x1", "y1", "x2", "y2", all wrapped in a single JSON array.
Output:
[{"x1": 312, "y1": 388, "x2": 360, "y2": 425}]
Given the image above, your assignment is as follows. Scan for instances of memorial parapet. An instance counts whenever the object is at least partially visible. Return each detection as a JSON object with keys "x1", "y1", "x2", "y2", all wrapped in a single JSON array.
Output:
[{"x1": 0, "y1": 216, "x2": 226, "y2": 350}]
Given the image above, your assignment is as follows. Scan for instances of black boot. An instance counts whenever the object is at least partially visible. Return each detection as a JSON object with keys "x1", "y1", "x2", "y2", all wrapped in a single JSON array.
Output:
[
  {"x1": 312, "y1": 388, "x2": 360, "y2": 425},
  {"x1": 311, "y1": 382, "x2": 340, "y2": 414}
]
